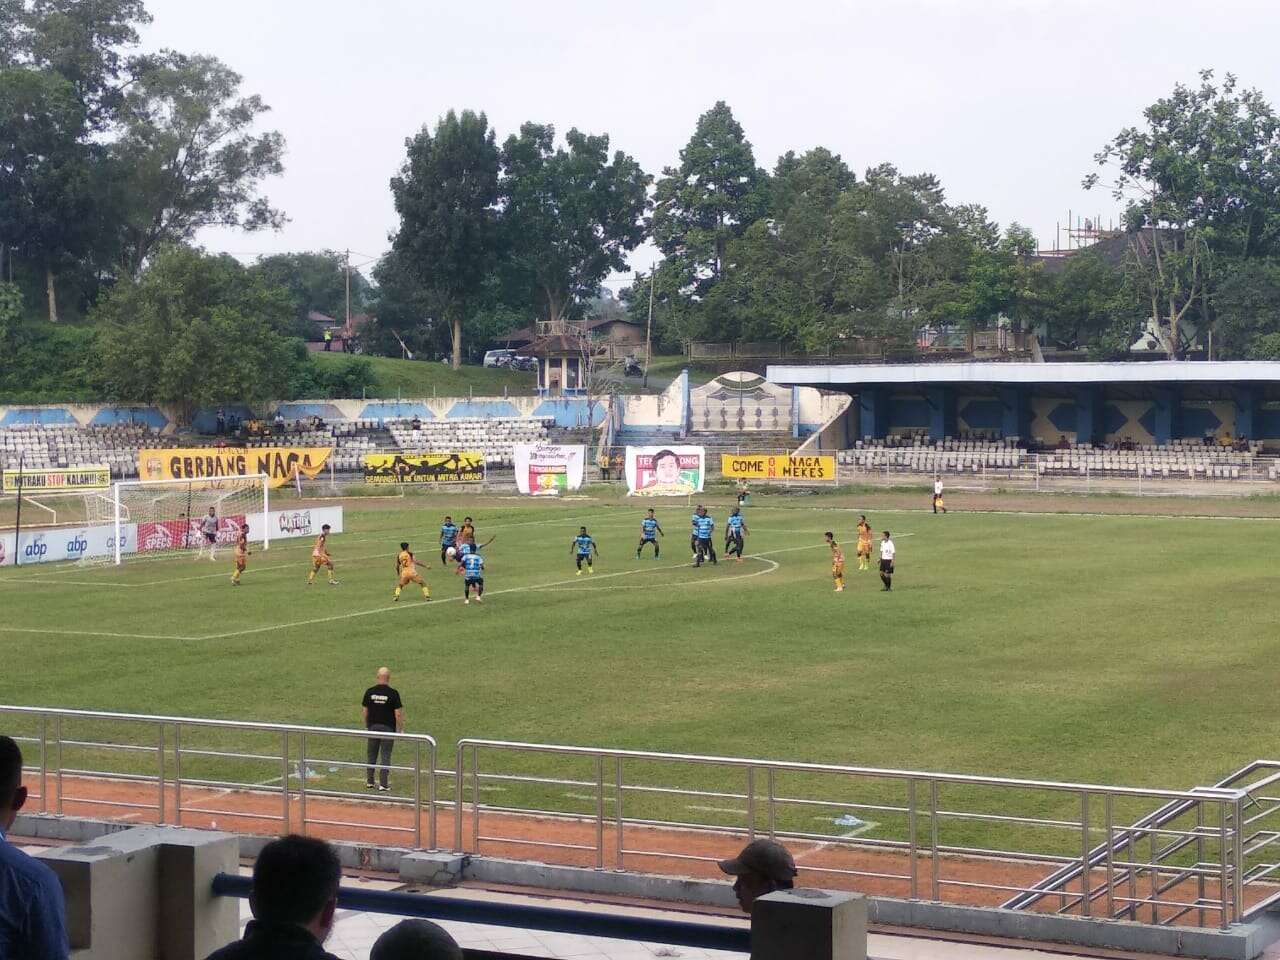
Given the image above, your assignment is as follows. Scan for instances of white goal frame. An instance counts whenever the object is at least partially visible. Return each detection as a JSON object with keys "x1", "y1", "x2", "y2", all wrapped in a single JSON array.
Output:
[{"x1": 111, "y1": 474, "x2": 271, "y2": 565}]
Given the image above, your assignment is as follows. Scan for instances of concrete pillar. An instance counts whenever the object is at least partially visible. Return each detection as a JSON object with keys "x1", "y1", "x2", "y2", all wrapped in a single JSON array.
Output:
[
  {"x1": 1153, "y1": 386, "x2": 1180, "y2": 445},
  {"x1": 1235, "y1": 385, "x2": 1258, "y2": 440},
  {"x1": 1074, "y1": 386, "x2": 1103, "y2": 446},
  {"x1": 998, "y1": 386, "x2": 1028, "y2": 441},
  {"x1": 790, "y1": 387, "x2": 801, "y2": 439},
  {"x1": 38, "y1": 825, "x2": 239, "y2": 960},
  {"x1": 751, "y1": 888, "x2": 867, "y2": 960},
  {"x1": 858, "y1": 387, "x2": 887, "y2": 440},
  {"x1": 679, "y1": 368, "x2": 691, "y2": 438},
  {"x1": 926, "y1": 386, "x2": 956, "y2": 441}
]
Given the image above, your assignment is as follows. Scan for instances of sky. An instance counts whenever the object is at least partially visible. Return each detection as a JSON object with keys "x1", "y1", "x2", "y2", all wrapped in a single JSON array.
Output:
[{"x1": 141, "y1": 0, "x2": 1280, "y2": 288}]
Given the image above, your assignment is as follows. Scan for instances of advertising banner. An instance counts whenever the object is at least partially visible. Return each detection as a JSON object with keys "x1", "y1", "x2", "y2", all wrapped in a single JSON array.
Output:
[
  {"x1": 8, "y1": 522, "x2": 137, "y2": 564},
  {"x1": 1, "y1": 465, "x2": 111, "y2": 493},
  {"x1": 625, "y1": 446, "x2": 705, "y2": 496},
  {"x1": 513, "y1": 444, "x2": 586, "y2": 495},
  {"x1": 137, "y1": 447, "x2": 332, "y2": 488},
  {"x1": 137, "y1": 515, "x2": 245, "y2": 554},
  {"x1": 720, "y1": 453, "x2": 837, "y2": 482},
  {"x1": 247, "y1": 506, "x2": 345, "y2": 542},
  {"x1": 362, "y1": 452, "x2": 485, "y2": 484}
]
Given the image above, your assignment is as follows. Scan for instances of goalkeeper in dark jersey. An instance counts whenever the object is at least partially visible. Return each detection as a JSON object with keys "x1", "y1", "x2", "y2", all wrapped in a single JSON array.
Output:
[{"x1": 636, "y1": 508, "x2": 663, "y2": 559}]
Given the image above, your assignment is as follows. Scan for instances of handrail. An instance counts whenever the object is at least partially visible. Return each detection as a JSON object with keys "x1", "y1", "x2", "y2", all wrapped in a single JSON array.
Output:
[{"x1": 210, "y1": 873, "x2": 750, "y2": 952}]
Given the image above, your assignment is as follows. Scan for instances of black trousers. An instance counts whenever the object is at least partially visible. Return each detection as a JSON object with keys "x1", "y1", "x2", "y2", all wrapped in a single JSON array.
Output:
[
  {"x1": 366, "y1": 723, "x2": 394, "y2": 787},
  {"x1": 695, "y1": 537, "x2": 717, "y2": 564}
]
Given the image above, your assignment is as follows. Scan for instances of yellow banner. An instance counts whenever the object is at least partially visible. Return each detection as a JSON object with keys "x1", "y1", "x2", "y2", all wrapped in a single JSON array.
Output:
[
  {"x1": 138, "y1": 447, "x2": 332, "y2": 488},
  {"x1": 2, "y1": 465, "x2": 111, "y2": 493},
  {"x1": 720, "y1": 453, "x2": 837, "y2": 482},
  {"x1": 363, "y1": 452, "x2": 486, "y2": 484}
]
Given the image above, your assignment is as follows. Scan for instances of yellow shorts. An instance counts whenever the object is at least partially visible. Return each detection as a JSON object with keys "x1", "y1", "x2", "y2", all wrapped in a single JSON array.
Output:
[
  {"x1": 397, "y1": 572, "x2": 424, "y2": 587},
  {"x1": 235, "y1": 557, "x2": 247, "y2": 571},
  {"x1": 312, "y1": 555, "x2": 331, "y2": 569},
  {"x1": 857, "y1": 542, "x2": 871, "y2": 558},
  {"x1": 832, "y1": 563, "x2": 845, "y2": 577}
]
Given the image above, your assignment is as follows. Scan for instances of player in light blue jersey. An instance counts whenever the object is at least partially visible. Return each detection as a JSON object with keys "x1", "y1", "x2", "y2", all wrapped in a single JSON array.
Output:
[
  {"x1": 724, "y1": 507, "x2": 749, "y2": 562},
  {"x1": 636, "y1": 508, "x2": 663, "y2": 559},
  {"x1": 571, "y1": 526, "x2": 598, "y2": 574},
  {"x1": 439, "y1": 516, "x2": 459, "y2": 564},
  {"x1": 692, "y1": 505, "x2": 717, "y2": 567},
  {"x1": 459, "y1": 547, "x2": 485, "y2": 604}
]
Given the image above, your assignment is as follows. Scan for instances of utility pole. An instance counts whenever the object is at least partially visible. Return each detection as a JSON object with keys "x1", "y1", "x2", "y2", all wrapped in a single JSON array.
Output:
[
  {"x1": 344, "y1": 248, "x2": 352, "y2": 330},
  {"x1": 644, "y1": 270, "x2": 655, "y2": 388}
]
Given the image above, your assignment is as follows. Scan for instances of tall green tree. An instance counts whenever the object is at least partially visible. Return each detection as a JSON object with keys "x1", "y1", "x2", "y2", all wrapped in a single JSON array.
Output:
[
  {"x1": 499, "y1": 123, "x2": 649, "y2": 326},
  {"x1": 650, "y1": 102, "x2": 766, "y2": 341},
  {"x1": 110, "y1": 52, "x2": 285, "y2": 276},
  {"x1": 251, "y1": 250, "x2": 370, "y2": 330},
  {"x1": 384, "y1": 109, "x2": 500, "y2": 369},
  {"x1": 94, "y1": 245, "x2": 299, "y2": 421}
]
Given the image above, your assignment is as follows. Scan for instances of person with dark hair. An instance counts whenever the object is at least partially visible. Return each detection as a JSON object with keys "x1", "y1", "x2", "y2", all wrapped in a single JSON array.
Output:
[
  {"x1": 370, "y1": 919, "x2": 463, "y2": 960},
  {"x1": 879, "y1": 530, "x2": 896, "y2": 591},
  {"x1": 692, "y1": 505, "x2": 716, "y2": 567},
  {"x1": 0, "y1": 735, "x2": 69, "y2": 959},
  {"x1": 205, "y1": 835, "x2": 342, "y2": 959},
  {"x1": 717, "y1": 838, "x2": 798, "y2": 915}
]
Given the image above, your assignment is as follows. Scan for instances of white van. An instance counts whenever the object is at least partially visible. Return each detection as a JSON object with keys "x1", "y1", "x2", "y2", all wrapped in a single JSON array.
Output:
[{"x1": 483, "y1": 349, "x2": 516, "y2": 368}]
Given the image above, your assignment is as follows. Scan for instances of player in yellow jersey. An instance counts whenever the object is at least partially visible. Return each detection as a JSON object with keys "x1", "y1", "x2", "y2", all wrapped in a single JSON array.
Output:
[
  {"x1": 306, "y1": 523, "x2": 339, "y2": 585},
  {"x1": 393, "y1": 542, "x2": 430, "y2": 602},
  {"x1": 230, "y1": 523, "x2": 250, "y2": 585},
  {"x1": 825, "y1": 531, "x2": 846, "y2": 593},
  {"x1": 855, "y1": 514, "x2": 873, "y2": 571}
]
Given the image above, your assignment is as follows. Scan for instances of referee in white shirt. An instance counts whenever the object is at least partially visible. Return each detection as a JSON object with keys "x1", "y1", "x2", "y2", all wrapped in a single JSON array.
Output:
[
  {"x1": 879, "y1": 531, "x2": 895, "y2": 591},
  {"x1": 932, "y1": 477, "x2": 945, "y2": 514}
]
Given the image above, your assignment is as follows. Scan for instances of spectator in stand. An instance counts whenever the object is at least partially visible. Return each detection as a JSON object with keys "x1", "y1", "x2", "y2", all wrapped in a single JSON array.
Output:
[
  {"x1": 216, "y1": 407, "x2": 226, "y2": 436},
  {"x1": 274, "y1": 410, "x2": 286, "y2": 431},
  {"x1": 717, "y1": 839, "x2": 798, "y2": 915},
  {"x1": 204, "y1": 835, "x2": 341, "y2": 960},
  {"x1": 370, "y1": 920, "x2": 462, "y2": 960},
  {"x1": 411, "y1": 415, "x2": 421, "y2": 431},
  {"x1": 0, "y1": 736, "x2": 69, "y2": 959}
]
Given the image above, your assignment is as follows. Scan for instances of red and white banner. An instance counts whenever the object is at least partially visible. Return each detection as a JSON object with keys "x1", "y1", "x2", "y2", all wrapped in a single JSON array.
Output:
[{"x1": 137, "y1": 515, "x2": 245, "y2": 553}]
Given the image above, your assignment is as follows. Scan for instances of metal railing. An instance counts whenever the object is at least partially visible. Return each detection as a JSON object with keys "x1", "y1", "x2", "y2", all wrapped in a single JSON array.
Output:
[
  {"x1": 1, "y1": 705, "x2": 441, "y2": 849},
  {"x1": 4, "y1": 705, "x2": 1273, "y2": 930}
]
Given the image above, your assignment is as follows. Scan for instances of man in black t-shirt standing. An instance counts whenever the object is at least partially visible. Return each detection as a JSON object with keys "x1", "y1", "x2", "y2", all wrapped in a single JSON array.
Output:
[{"x1": 361, "y1": 667, "x2": 403, "y2": 791}]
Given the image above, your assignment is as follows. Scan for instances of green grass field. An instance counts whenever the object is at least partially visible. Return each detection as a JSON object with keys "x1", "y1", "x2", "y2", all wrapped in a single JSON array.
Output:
[
  {"x1": 3, "y1": 489, "x2": 1279, "y2": 853},
  {"x1": 312, "y1": 352, "x2": 536, "y2": 396}
]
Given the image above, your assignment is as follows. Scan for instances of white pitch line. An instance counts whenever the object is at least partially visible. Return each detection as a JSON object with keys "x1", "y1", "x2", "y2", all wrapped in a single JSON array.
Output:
[{"x1": 0, "y1": 625, "x2": 192, "y2": 641}]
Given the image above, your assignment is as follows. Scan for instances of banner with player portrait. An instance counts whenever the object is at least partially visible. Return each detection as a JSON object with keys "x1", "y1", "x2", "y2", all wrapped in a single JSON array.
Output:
[
  {"x1": 513, "y1": 443, "x2": 586, "y2": 496},
  {"x1": 720, "y1": 453, "x2": 837, "y2": 482},
  {"x1": 2, "y1": 465, "x2": 111, "y2": 493},
  {"x1": 625, "y1": 445, "x2": 705, "y2": 496},
  {"x1": 362, "y1": 452, "x2": 486, "y2": 484},
  {"x1": 138, "y1": 447, "x2": 332, "y2": 488}
]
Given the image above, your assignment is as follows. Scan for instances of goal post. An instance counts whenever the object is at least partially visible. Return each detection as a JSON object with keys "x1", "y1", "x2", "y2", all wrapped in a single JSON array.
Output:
[{"x1": 98, "y1": 474, "x2": 271, "y2": 565}]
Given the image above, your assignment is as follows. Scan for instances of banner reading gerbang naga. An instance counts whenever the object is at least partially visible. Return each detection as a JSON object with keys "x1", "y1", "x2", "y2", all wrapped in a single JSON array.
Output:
[
  {"x1": 362, "y1": 452, "x2": 485, "y2": 484},
  {"x1": 720, "y1": 453, "x2": 837, "y2": 482},
  {"x1": 138, "y1": 447, "x2": 332, "y2": 488},
  {"x1": 625, "y1": 446, "x2": 705, "y2": 496},
  {"x1": 513, "y1": 443, "x2": 585, "y2": 495},
  {"x1": 1, "y1": 465, "x2": 111, "y2": 493}
]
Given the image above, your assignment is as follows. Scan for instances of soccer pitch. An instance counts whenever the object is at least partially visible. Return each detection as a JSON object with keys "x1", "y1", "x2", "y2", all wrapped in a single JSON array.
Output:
[{"x1": 3, "y1": 487, "x2": 1280, "y2": 802}]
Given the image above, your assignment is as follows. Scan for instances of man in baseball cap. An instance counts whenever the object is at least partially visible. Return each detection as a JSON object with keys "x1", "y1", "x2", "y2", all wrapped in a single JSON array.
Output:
[{"x1": 717, "y1": 838, "x2": 798, "y2": 914}]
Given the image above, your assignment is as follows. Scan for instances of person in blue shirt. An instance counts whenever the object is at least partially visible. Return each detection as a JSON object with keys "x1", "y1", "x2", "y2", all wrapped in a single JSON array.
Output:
[
  {"x1": 724, "y1": 507, "x2": 749, "y2": 562},
  {"x1": 689, "y1": 510, "x2": 701, "y2": 559},
  {"x1": 0, "y1": 736, "x2": 69, "y2": 960},
  {"x1": 459, "y1": 547, "x2": 485, "y2": 604},
  {"x1": 439, "y1": 516, "x2": 459, "y2": 565},
  {"x1": 692, "y1": 505, "x2": 717, "y2": 567},
  {"x1": 571, "y1": 526, "x2": 598, "y2": 574},
  {"x1": 636, "y1": 509, "x2": 663, "y2": 559}
]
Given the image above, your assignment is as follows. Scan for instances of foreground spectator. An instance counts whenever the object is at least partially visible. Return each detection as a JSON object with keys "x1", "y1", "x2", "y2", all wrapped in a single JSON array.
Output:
[
  {"x1": 205, "y1": 835, "x2": 341, "y2": 959},
  {"x1": 0, "y1": 735, "x2": 69, "y2": 959},
  {"x1": 371, "y1": 919, "x2": 462, "y2": 960},
  {"x1": 717, "y1": 838, "x2": 798, "y2": 915}
]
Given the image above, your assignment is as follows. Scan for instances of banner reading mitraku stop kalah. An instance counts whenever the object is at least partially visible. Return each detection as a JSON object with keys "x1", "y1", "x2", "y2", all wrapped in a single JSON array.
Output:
[
  {"x1": 362, "y1": 452, "x2": 486, "y2": 484},
  {"x1": 625, "y1": 446, "x2": 705, "y2": 496},
  {"x1": 138, "y1": 447, "x2": 332, "y2": 488},
  {"x1": 720, "y1": 453, "x2": 836, "y2": 482},
  {"x1": 1, "y1": 465, "x2": 111, "y2": 493},
  {"x1": 513, "y1": 444, "x2": 585, "y2": 495}
]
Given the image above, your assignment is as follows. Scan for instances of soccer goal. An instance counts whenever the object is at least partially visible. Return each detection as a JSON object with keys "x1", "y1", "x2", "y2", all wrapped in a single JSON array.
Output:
[{"x1": 87, "y1": 475, "x2": 270, "y2": 565}]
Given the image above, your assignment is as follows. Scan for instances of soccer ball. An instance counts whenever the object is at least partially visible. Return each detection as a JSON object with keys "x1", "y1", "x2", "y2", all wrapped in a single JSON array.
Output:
[{"x1": 446, "y1": 546, "x2": 457, "y2": 560}]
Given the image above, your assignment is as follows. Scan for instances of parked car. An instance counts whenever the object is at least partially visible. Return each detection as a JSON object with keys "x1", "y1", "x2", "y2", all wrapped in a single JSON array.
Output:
[
  {"x1": 623, "y1": 356, "x2": 642, "y2": 377},
  {"x1": 512, "y1": 355, "x2": 537, "y2": 372},
  {"x1": 483, "y1": 349, "x2": 517, "y2": 368}
]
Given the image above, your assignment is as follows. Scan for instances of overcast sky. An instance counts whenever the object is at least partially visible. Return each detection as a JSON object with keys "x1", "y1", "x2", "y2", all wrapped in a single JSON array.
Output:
[{"x1": 142, "y1": 0, "x2": 1280, "y2": 287}]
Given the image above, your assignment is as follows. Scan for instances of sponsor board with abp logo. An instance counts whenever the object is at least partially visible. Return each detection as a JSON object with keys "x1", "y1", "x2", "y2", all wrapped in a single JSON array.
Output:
[{"x1": 7, "y1": 523, "x2": 138, "y2": 564}]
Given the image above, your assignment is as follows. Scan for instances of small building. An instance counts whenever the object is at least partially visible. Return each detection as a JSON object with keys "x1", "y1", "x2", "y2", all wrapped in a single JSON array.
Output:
[{"x1": 530, "y1": 335, "x2": 588, "y2": 396}]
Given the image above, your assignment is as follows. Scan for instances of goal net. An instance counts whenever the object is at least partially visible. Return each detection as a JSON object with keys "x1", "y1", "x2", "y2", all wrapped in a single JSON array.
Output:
[{"x1": 85, "y1": 475, "x2": 270, "y2": 565}]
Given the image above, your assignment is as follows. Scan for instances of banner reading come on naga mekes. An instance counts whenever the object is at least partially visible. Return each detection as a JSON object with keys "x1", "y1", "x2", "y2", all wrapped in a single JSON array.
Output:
[
  {"x1": 138, "y1": 447, "x2": 333, "y2": 488},
  {"x1": 362, "y1": 452, "x2": 486, "y2": 484},
  {"x1": 720, "y1": 453, "x2": 837, "y2": 482},
  {"x1": 625, "y1": 446, "x2": 705, "y2": 496}
]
